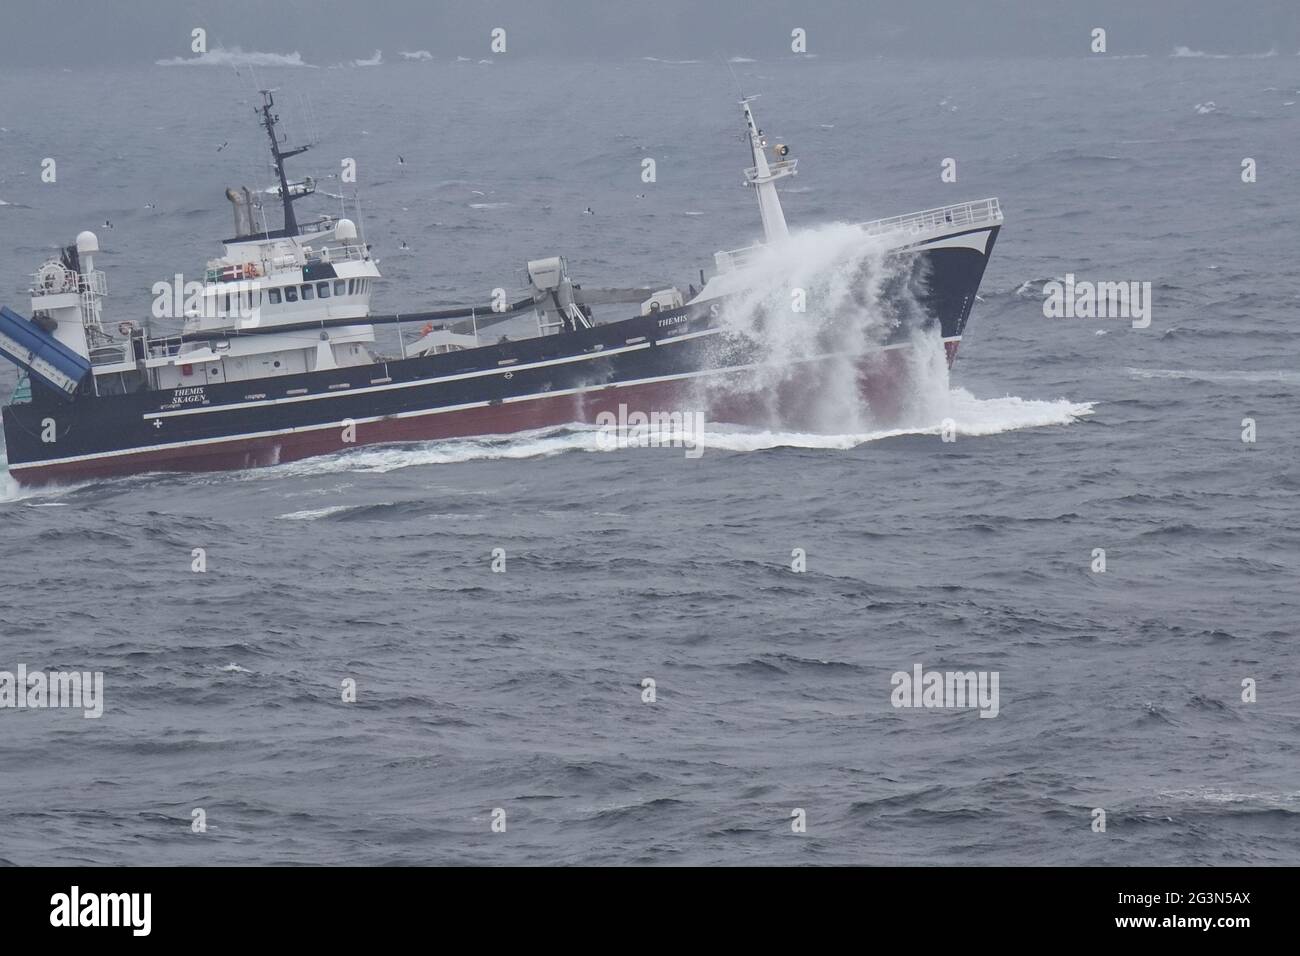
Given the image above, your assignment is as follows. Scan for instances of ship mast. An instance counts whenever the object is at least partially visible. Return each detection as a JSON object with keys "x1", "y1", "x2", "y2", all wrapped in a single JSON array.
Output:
[
  {"x1": 740, "y1": 97, "x2": 797, "y2": 243},
  {"x1": 258, "y1": 89, "x2": 312, "y2": 236}
]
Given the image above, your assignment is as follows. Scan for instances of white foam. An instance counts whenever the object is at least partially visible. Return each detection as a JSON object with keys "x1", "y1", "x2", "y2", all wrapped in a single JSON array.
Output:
[
  {"x1": 706, "y1": 222, "x2": 940, "y2": 433},
  {"x1": 1127, "y1": 367, "x2": 1300, "y2": 385},
  {"x1": 155, "y1": 46, "x2": 314, "y2": 68},
  {"x1": 249, "y1": 386, "x2": 1092, "y2": 480},
  {"x1": 1015, "y1": 276, "x2": 1066, "y2": 298},
  {"x1": 1172, "y1": 47, "x2": 1231, "y2": 59},
  {"x1": 1157, "y1": 788, "x2": 1299, "y2": 809},
  {"x1": 259, "y1": 426, "x2": 613, "y2": 477},
  {"x1": 0, "y1": 454, "x2": 91, "y2": 504},
  {"x1": 277, "y1": 504, "x2": 360, "y2": 521},
  {"x1": 694, "y1": 399, "x2": 1091, "y2": 452},
  {"x1": 1171, "y1": 47, "x2": 1277, "y2": 60}
]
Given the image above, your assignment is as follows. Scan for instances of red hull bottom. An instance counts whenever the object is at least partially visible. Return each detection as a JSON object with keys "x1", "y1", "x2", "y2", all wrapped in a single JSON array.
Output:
[{"x1": 10, "y1": 341, "x2": 958, "y2": 485}]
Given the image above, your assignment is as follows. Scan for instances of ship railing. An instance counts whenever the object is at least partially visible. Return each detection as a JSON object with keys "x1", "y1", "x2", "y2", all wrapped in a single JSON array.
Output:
[
  {"x1": 146, "y1": 335, "x2": 188, "y2": 358},
  {"x1": 715, "y1": 198, "x2": 1003, "y2": 273},
  {"x1": 90, "y1": 342, "x2": 131, "y2": 366},
  {"x1": 29, "y1": 266, "x2": 108, "y2": 297},
  {"x1": 743, "y1": 158, "x2": 799, "y2": 183},
  {"x1": 9, "y1": 372, "x2": 32, "y2": 405},
  {"x1": 299, "y1": 217, "x2": 339, "y2": 236},
  {"x1": 303, "y1": 242, "x2": 369, "y2": 265},
  {"x1": 29, "y1": 264, "x2": 77, "y2": 296},
  {"x1": 855, "y1": 197, "x2": 1003, "y2": 238},
  {"x1": 80, "y1": 269, "x2": 109, "y2": 296},
  {"x1": 204, "y1": 242, "x2": 369, "y2": 284}
]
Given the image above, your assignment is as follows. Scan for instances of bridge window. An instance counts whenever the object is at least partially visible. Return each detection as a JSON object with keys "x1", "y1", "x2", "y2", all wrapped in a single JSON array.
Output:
[
  {"x1": 334, "y1": 279, "x2": 346, "y2": 295},
  {"x1": 301, "y1": 284, "x2": 314, "y2": 301},
  {"x1": 268, "y1": 288, "x2": 281, "y2": 304},
  {"x1": 285, "y1": 286, "x2": 298, "y2": 303},
  {"x1": 317, "y1": 282, "x2": 331, "y2": 298}
]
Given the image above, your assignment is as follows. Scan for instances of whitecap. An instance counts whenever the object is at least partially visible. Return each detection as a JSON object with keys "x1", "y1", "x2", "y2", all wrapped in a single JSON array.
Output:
[
  {"x1": 156, "y1": 46, "x2": 313, "y2": 68},
  {"x1": 277, "y1": 505, "x2": 359, "y2": 521}
]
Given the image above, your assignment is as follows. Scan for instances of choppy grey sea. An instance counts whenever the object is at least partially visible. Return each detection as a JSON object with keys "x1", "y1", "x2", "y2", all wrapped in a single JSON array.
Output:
[{"x1": 0, "y1": 51, "x2": 1298, "y2": 865}]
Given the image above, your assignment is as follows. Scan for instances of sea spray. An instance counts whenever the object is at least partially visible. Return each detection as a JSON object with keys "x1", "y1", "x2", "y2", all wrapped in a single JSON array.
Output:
[
  {"x1": 703, "y1": 222, "x2": 932, "y2": 432},
  {"x1": 893, "y1": 327, "x2": 957, "y2": 429}
]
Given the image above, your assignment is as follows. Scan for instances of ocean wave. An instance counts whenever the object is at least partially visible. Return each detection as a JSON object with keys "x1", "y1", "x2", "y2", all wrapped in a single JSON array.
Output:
[
  {"x1": 399, "y1": 51, "x2": 433, "y2": 62},
  {"x1": 252, "y1": 427, "x2": 607, "y2": 477},
  {"x1": 1172, "y1": 47, "x2": 1277, "y2": 59},
  {"x1": 1154, "y1": 788, "x2": 1300, "y2": 813},
  {"x1": 155, "y1": 46, "x2": 314, "y2": 68},
  {"x1": 698, "y1": 392, "x2": 1095, "y2": 450},
  {"x1": 277, "y1": 505, "x2": 360, "y2": 521},
  {"x1": 240, "y1": 389, "x2": 1094, "y2": 481},
  {"x1": 1126, "y1": 367, "x2": 1300, "y2": 385},
  {"x1": 1013, "y1": 277, "x2": 1066, "y2": 298},
  {"x1": 0, "y1": 460, "x2": 91, "y2": 504}
]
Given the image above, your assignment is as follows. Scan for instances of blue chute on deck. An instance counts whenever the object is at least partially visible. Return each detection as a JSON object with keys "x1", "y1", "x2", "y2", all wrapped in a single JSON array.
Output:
[{"x1": 0, "y1": 306, "x2": 91, "y2": 401}]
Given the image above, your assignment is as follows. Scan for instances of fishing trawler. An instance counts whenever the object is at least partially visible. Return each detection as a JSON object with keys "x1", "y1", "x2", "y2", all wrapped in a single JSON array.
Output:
[{"x1": 0, "y1": 90, "x2": 1002, "y2": 485}]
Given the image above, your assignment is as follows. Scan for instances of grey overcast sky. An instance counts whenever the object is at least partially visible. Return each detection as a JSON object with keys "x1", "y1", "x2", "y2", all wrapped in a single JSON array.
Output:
[{"x1": 1, "y1": 0, "x2": 1297, "y2": 66}]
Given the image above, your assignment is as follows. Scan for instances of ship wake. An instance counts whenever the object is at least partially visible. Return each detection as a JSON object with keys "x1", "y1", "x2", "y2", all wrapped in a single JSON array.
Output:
[{"x1": 227, "y1": 387, "x2": 1093, "y2": 481}]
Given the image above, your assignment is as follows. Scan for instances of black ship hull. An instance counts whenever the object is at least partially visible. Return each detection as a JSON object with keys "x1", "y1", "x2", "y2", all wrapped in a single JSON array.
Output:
[{"x1": 3, "y1": 227, "x2": 998, "y2": 485}]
